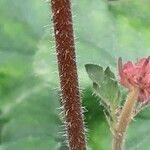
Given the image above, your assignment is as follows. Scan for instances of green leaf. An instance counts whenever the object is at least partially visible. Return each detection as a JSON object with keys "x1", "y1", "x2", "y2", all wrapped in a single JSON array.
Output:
[
  {"x1": 0, "y1": 86, "x2": 61, "y2": 150},
  {"x1": 0, "y1": 138, "x2": 58, "y2": 150},
  {"x1": 126, "y1": 118, "x2": 150, "y2": 150},
  {"x1": 85, "y1": 64, "x2": 119, "y2": 106},
  {"x1": 104, "y1": 67, "x2": 115, "y2": 79},
  {"x1": 0, "y1": 1, "x2": 61, "y2": 149},
  {"x1": 85, "y1": 64, "x2": 104, "y2": 85}
]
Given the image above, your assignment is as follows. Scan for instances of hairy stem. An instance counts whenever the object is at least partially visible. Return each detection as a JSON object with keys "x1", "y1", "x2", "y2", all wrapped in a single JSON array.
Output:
[
  {"x1": 50, "y1": 0, "x2": 87, "y2": 150},
  {"x1": 112, "y1": 88, "x2": 139, "y2": 150}
]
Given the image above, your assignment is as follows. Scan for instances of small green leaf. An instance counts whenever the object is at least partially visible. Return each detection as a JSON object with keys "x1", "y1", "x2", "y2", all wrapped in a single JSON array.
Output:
[
  {"x1": 85, "y1": 64, "x2": 120, "y2": 106},
  {"x1": 93, "y1": 80, "x2": 119, "y2": 105},
  {"x1": 85, "y1": 64, "x2": 104, "y2": 85},
  {"x1": 93, "y1": 82, "x2": 109, "y2": 107},
  {"x1": 104, "y1": 67, "x2": 115, "y2": 79}
]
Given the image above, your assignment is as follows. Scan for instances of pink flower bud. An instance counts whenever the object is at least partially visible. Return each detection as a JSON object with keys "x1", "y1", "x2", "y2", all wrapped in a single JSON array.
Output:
[{"x1": 118, "y1": 57, "x2": 150, "y2": 102}]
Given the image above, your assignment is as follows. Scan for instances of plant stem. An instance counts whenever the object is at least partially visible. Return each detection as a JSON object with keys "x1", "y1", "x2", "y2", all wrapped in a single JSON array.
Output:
[
  {"x1": 112, "y1": 88, "x2": 139, "y2": 150},
  {"x1": 50, "y1": 0, "x2": 87, "y2": 150}
]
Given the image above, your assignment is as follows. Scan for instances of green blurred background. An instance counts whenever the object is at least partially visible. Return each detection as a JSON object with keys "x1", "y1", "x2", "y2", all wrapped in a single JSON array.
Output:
[{"x1": 0, "y1": 0, "x2": 150, "y2": 149}]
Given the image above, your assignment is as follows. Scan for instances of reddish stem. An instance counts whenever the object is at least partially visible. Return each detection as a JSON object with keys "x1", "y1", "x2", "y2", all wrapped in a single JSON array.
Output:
[{"x1": 50, "y1": 0, "x2": 87, "y2": 150}]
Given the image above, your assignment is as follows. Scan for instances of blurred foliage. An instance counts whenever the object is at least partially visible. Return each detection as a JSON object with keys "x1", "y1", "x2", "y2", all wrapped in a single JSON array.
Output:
[{"x1": 0, "y1": 0, "x2": 149, "y2": 150}]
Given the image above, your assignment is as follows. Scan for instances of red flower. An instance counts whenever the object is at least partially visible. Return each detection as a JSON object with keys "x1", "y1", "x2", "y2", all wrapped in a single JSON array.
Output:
[{"x1": 118, "y1": 57, "x2": 150, "y2": 102}]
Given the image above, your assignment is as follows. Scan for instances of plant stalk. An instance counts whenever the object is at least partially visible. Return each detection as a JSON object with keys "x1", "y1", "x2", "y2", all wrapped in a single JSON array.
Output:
[
  {"x1": 112, "y1": 88, "x2": 139, "y2": 150},
  {"x1": 50, "y1": 0, "x2": 87, "y2": 150}
]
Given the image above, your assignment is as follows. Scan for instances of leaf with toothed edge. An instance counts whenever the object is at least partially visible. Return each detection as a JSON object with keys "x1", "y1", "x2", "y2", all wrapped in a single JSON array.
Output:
[
  {"x1": 104, "y1": 67, "x2": 115, "y2": 79},
  {"x1": 85, "y1": 64, "x2": 120, "y2": 107},
  {"x1": 85, "y1": 64, "x2": 104, "y2": 85}
]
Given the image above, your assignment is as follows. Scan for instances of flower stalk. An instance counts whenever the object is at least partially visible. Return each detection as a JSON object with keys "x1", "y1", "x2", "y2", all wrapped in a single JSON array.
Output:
[
  {"x1": 112, "y1": 87, "x2": 139, "y2": 150},
  {"x1": 50, "y1": 0, "x2": 87, "y2": 150}
]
